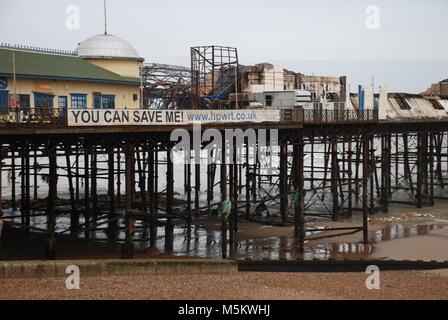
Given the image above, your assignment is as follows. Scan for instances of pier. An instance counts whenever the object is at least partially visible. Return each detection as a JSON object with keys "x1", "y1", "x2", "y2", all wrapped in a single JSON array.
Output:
[{"x1": 0, "y1": 106, "x2": 446, "y2": 260}]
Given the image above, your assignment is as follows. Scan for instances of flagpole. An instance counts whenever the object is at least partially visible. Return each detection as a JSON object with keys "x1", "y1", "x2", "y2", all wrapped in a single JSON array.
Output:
[
  {"x1": 104, "y1": 0, "x2": 107, "y2": 35},
  {"x1": 12, "y1": 51, "x2": 17, "y2": 109}
]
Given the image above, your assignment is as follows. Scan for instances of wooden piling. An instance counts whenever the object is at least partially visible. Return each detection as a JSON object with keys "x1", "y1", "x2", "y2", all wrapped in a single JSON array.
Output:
[
  {"x1": 279, "y1": 141, "x2": 288, "y2": 225},
  {"x1": 45, "y1": 140, "x2": 57, "y2": 259},
  {"x1": 293, "y1": 134, "x2": 305, "y2": 253},
  {"x1": 165, "y1": 142, "x2": 174, "y2": 253},
  {"x1": 65, "y1": 143, "x2": 78, "y2": 233},
  {"x1": 108, "y1": 142, "x2": 117, "y2": 239},
  {"x1": 331, "y1": 137, "x2": 338, "y2": 219},
  {"x1": 362, "y1": 135, "x2": 369, "y2": 245},
  {"x1": 122, "y1": 142, "x2": 134, "y2": 259}
]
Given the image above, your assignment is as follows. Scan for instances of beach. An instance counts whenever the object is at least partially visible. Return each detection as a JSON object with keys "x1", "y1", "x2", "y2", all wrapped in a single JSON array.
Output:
[{"x1": 1, "y1": 270, "x2": 447, "y2": 300}]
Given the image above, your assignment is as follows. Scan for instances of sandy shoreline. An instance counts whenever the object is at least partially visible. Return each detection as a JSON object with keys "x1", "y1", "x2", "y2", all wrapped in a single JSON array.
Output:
[
  {"x1": 1, "y1": 202, "x2": 448, "y2": 300},
  {"x1": 1, "y1": 270, "x2": 447, "y2": 300},
  {"x1": 1, "y1": 201, "x2": 448, "y2": 262}
]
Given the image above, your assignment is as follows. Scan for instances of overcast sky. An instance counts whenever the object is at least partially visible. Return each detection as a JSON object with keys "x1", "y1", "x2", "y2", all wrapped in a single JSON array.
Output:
[{"x1": 1, "y1": 0, "x2": 447, "y2": 92}]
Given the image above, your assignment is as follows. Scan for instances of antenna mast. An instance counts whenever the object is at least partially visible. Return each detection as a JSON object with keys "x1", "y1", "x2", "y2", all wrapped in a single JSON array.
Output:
[{"x1": 104, "y1": 0, "x2": 108, "y2": 35}]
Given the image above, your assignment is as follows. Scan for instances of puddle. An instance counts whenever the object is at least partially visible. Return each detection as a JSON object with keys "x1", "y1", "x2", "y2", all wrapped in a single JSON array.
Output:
[
  {"x1": 2, "y1": 204, "x2": 448, "y2": 261},
  {"x1": 371, "y1": 223, "x2": 447, "y2": 243}
]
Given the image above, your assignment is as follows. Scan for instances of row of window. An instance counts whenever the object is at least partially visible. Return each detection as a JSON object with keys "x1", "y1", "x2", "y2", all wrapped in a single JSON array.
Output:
[{"x1": 0, "y1": 91, "x2": 116, "y2": 112}]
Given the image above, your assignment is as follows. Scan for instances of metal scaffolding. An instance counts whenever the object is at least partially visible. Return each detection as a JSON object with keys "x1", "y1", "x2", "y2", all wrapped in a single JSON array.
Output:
[
  {"x1": 191, "y1": 45, "x2": 239, "y2": 108},
  {"x1": 140, "y1": 63, "x2": 192, "y2": 109}
]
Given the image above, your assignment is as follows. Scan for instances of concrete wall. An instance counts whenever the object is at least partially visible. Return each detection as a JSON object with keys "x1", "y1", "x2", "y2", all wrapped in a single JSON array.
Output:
[
  {"x1": 85, "y1": 58, "x2": 141, "y2": 78},
  {"x1": 0, "y1": 259, "x2": 238, "y2": 278},
  {"x1": 421, "y1": 80, "x2": 448, "y2": 97},
  {"x1": 441, "y1": 81, "x2": 448, "y2": 96},
  {"x1": 241, "y1": 64, "x2": 284, "y2": 93},
  {"x1": 4, "y1": 77, "x2": 140, "y2": 110},
  {"x1": 298, "y1": 75, "x2": 343, "y2": 102},
  {"x1": 240, "y1": 64, "x2": 346, "y2": 103}
]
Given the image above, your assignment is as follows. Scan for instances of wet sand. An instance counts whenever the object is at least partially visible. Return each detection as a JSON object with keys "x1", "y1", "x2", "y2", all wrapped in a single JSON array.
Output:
[
  {"x1": 371, "y1": 228, "x2": 448, "y2": 262},
  {"x1": 1, "y1": 201, "x2": 448, "y2": 261},
  {"x1": 1, "y1": 270, "x2": 447, "y2": 300}
]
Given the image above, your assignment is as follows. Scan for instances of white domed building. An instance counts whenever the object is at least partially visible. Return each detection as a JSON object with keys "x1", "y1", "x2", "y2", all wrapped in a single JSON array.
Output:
[
  {"x1": 0, "y1": 31, "x2": 143, "y2": 113},
  {"x1": 76, "y1": 33, "x2": 144, "y2": 78}
]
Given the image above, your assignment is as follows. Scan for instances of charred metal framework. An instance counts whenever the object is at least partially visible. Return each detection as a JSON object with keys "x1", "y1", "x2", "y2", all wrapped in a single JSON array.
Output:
[
  {"x1": 140, "y1": 63, "x2": 192, "y2": 109},
  {"x1": 191, "y1": 46, "x2": 239, "y2": 108},
  {"x1": 0, "y1": 111, "x2": 446, "y2": 260}
]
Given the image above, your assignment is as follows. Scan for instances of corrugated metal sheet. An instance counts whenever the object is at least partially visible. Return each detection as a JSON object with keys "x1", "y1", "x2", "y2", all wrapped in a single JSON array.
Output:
[
  {"x1": 350, "y1": 91, "x2": 448, "y2": 120},
  {"x1": 438, "y1": 99, "x2": 448, "y2": 114},
  {"x1": 385, "y1": 93, "x2": 448, "y2": 119}
]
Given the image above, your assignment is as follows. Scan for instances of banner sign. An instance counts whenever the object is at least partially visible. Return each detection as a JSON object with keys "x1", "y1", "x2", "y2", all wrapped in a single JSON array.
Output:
[{"x1": 67, "y1": 109, "x2": 281, "y2": 126}]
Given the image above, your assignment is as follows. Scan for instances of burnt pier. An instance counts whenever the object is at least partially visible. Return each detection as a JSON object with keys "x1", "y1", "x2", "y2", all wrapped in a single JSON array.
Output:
[{"x1": 0, "y1": 108, "x2": 446, "y2": 260}]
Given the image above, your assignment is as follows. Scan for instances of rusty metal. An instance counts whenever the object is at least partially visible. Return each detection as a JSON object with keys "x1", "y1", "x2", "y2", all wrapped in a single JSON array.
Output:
[
  {"x1": 0, "y1": 106, "x2": 446, "y2": 261},
  {"x1": 140, "y1": 63, "x2": 192, "y2": 109},
  {"x1": 191, "y1": 45, "x2": 239, "y2": 108}
]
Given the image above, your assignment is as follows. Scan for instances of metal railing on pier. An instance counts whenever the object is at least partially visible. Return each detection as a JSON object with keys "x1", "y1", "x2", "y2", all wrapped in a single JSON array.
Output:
[
  {"x1": 0, "y1": 107, "x2": 378, "y2": 129},
  {"x1": 281, "y1": 108, "x2": 378, "y2": 124},
  {"x1": 0, "y1": 108, "x2": 67, "y2": 128}
]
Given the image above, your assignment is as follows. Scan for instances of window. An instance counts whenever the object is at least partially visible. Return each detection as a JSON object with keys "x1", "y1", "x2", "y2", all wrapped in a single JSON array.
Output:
[
  {"x1": 93, "y1": 92, "x2": 102, "y2": 109},
  {"x1": 71, "y1": 94, "x2": 87, "y2": 109},
  {"x1": 58, "y1": 96, "x2": 67, "y2": 114},
  {"x1": 0, "y1": 90, "x2": 8, "y2": 114},
  {"x1": 34, "y1": 93, "x2": 54, "y2": 113},
  {"x1": 429, "y1": 99, "x2": 444, "y2": 111},
  {"x1": 265, "y1": 95, "x2": 273, "y2": 107},
  {"x1": 19, "y1": 94, "x2": 30, "y2": 110},
  {"x1": 101, "y1": 95, "x2": 115, "y2": 109},
  {"x1": 7, "y1": 94, "x2": 30, "y2": 111},
  {"x1": 395, "y1": 96, "x2": 411, "y2": 110},
  {"x1": 133, "y1": 94, "x2": 138, "y2": 101},
  {"x1": 92, "y1": 93, "x2": 115, "y2": 109}
]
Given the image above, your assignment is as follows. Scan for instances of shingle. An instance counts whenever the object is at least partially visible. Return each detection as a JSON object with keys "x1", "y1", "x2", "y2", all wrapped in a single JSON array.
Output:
[{"x1": 0, "y1": 49, "x2": 140, "y2": 85}]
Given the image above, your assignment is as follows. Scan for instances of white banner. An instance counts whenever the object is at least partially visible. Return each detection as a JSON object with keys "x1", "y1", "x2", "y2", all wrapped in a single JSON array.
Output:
[{"x1": 67, "y1": 109, "x2": 281, "y2": 126}]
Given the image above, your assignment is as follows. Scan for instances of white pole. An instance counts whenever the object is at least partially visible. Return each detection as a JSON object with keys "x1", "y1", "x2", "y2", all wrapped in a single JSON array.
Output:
[
  {"x1": 104, "y1": 0, "x2": 107, "y2": 35},
  {"x1": 140, "y1": 63, "x2": 144, "y2": 109},
  {"x1": 235, "y1": 67, "x2": 238, "y2": 109},
  {"x1": 12, "y1": 51, "x2": 17, "y2": 109}
]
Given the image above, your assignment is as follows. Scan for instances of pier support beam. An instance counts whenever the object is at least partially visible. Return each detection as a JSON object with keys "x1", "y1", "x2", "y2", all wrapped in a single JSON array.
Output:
[
  {"x1": 362, "y1": 135, "x2": 369, "y2": 245},
  {"x1": 20, "y1": 142, "x2": 31, "y2": 237},
  {"x1": 195, "y1": 160, "x2": 200, "y2": 215},
  {"x1": 84, "y1": 142, "x2": 90, "y2": 241},
  {"x1": 381, "y1": 134, "x2": 390, "y2": 213},
  {"x1": 232, "y1": 141, "x2": 238, "y2": 234},
  {"x1": 416, "y1": 133, "x2": 424, "y2": 208},
  {"x1": 279, "y1": 141, "x2": 288, "y2": 225},
  {"x1": 293, "y1": 134, "x2": 305, "y2": 254},
  {"x1": 185, "y1": 162, "x2": 192, "y2": 227},
  {"x1": 108, "y1": 143, "x2": 117, "y2": 240},
  {"x1": 347, "y1": 138, "x2": 353, "y2": 215},
  {"x1": 245, "y1": 140, "x2": 251, "y2": 217},
  {"x1": 331, "y1": 137, "x2": 338, "y2": 219},
  {"x1": 11, "y1": 146, "x2": 16, "y2": 210},
  {"x1": 45, "y1": 140, "x2": 57, "y2": 260},
  {"x1": 165, "y1": 143, "x2": 174, "y2": 253},
  {"x1": 429, "y1": 132, "x2": 435, "y2": 206},
  {"x1": 65, "y1": 143, "x2": 77, "y2": 233},
  {"x1": 148, "y1": 145, "x2": 157, "y2": 248},
  {"x1": 220, "y1": 135, "x2": 228, "y2": 259},
  {"x1": 122, "y1": 142, "x2": 135, "y2": 259},
  {"x1": 90, "y1": 144, "x2": 98, "y2": 219}
]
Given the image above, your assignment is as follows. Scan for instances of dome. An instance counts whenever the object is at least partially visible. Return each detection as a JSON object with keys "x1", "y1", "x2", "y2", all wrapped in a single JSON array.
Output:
[{"x1": 75, "y1": 34, "x2": 143, "y2": 61}]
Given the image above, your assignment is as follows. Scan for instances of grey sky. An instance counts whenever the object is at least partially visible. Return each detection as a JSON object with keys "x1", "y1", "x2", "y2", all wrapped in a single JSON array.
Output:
[{"x1": 1, "y1": 0, "x2": 447, "y2": 92}]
